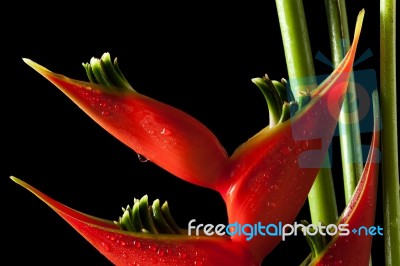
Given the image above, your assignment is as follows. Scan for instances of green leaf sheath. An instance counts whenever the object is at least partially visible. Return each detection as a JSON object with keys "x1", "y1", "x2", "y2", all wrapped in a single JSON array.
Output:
[
  {"x1": 275, "y1": 0, "x2": 338, "y2": 226},
  {"x1": 325, "y1": 0, "x2": 364, "y2": 204},
  {"x1": 380, "y1": 0, "x2": 400, "y2": 265}
]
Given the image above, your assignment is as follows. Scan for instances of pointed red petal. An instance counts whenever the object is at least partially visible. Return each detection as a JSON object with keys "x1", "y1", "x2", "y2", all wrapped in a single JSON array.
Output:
[
  {"x1": 23, "y1": 60, "x2": 228, "y2": 189},
  {"x1": 312, "y1": 91, "x2": 380, "y2": 265},
  {"x1": 221, "y1": 10, "x2": 364, "y2": 261},
  {"x1": 11, "y1": 177, "x2": 257, "y2": 266}
]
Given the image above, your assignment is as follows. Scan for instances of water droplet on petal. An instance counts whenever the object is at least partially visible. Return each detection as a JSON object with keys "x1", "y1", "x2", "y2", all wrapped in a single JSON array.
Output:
[
  {"x1": 133, "y1": 240, "x2": 141, "y2": 248},
  {"x1": 194, "y1": 260, "x2": 203, "y2": 265},
  {"x1": 281, "y1": 146, "x2": 292, "y2": 155},
  {"x1": 302, "y1": 141, "x2": 310, "y2": 149},
  {"x1": 137, "y1": 154, "x2": 148, "y2": 163},
  {"x1": 102, "y1": 111, "x2": 110, "y2": 116},
  {"x1": 101, "y1": 242, "x2": 110, "y2": 252},
  {"x1": 179, "y1": 252, "x2": 187, "y2": 259},
  {"x1": 157, "y1": 249, "x2": 164, "y2": 256},
  {"x1": 161, "y1": 128, "x2": 172, "y2": 135}
]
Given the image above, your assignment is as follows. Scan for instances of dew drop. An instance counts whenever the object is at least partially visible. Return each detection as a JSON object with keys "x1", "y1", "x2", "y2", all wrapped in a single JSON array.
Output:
[
  {"x1": 120, "y1": 240, "x2": 127, "y2": 246},
  {"x1": 179, "y1": 252, "x2": 187, "y2": 259},
  {"x1": 194, "y1": 260, "x2": 203, "y2": 265},
  {"x1": 161, "y1": 128, "x2": 172, "y2": 135},
  {"x1": 101, "y1": 111, "x2": 110, "y2": 116},
  {"x1": 137, "y1": 154, "x2": 148, "y2": 163},
  {"x1": 157, "y1": 249, "x2": 164, "y2": 256},
  {"x1": 166, "y1": 249, "x2": 172, "y2": 255},
  {"x1": 133, "y1": 240, "x2": 141, "y2": 248},
  {"x1": 100, "y1": 101, "x2": 107, "y2": 107},
  {"x1": 149, "y1": 245, "x2": 157, "y2": 251},
  {"x1": 302, "y1": 141, "x2": 310, "y2": 149},
  {"x1": 101, "y1": 242, "x2": 110, "y2": 252},
  {"x1": 270, "y1": 184, "x2": 279, "y2": 191},
  {"x1": 281, "y1": 146, "x2": 292, "y2": 155}
]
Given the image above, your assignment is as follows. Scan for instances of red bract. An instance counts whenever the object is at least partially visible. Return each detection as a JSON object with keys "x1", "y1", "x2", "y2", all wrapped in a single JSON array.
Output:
[
  {"x1": 10, "y1": 177, "x2": 256, "y2": 266},
  {"x1": 23, "y1": 59, "x2": 229, "y2": 189},
  {"x1": 311, "y1": 91, "x2": 380, "y2": 266}
]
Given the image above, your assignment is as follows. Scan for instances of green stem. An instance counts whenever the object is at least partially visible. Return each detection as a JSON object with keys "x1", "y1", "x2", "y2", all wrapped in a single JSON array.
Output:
[
  {"x1": 275, "y1": 0, "x2": 317, "y2": 101},
  {"x1": 275, "y1": 0, "x2": 338, "y2": 226},
  {"x1": 380, "y1": 0, "x2": 400, "y2": 265},
  {"x1": 307, "y1": 158, "x2": 338, "y2": 225},
  {"x1": 325, "y1": 0, "x2": 364, "y2": 205}
]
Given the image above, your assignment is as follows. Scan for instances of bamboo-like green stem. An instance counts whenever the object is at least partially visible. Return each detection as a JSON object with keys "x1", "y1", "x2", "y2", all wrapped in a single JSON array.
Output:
[
  {"x1": 275, "y1": 0, "x2": 316, "y2": 101},
  {"x1": 380, "y1": 0, "x2": 400, "y2": 265},
  {"x1": 325, "y1": 2, "x2": 371, "y2": 265},
  {"x1": 275, "y1": 0, "x2": 338, "y2": 226},
  {"x1": 324, "y1": 0, "x2": 364, "y2": 204},
  {"x1": 307, "y1": 158, "x2": 338, "y2": 226}
]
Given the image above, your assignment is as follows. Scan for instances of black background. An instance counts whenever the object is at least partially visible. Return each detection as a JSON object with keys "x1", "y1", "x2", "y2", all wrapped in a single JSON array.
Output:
[{"x1": 2, "y1": 1, "x2": 387, "y2": 265}]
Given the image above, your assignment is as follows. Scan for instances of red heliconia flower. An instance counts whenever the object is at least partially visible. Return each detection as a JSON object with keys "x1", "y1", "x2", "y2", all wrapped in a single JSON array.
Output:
[{"x1": 13, "y1": 10, "x2": 367, "y2": 266}]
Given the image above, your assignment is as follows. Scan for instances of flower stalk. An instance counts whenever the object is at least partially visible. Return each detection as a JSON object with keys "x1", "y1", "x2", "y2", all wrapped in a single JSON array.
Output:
[
  {"x1": 275, "y1": 0, "x2": 338, "y2": 226},
  {"x1": 324, "y1": 0, "x2": 364, "y2": 205},
  {"x1": 380, "y1": 0, "x2": 400, "y2": 264}
]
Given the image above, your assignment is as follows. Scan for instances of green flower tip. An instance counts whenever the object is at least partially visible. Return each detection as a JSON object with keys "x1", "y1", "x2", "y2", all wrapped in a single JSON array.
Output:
[
  {"x1": 82, "y1": 52, "x2": 134, "y2": 92},
  {"x1": 22, "y1": 58, "x2": 52, "y2": 77},
  {"x1": 115, "y1": 195, "x2": 181, "y2": 235}
]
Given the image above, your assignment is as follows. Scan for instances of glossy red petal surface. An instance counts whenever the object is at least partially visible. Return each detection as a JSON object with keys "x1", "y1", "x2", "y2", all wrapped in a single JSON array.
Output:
[
  {"x1": 24, "y1": 60, "x2": 228, "y2": 189},
  {"x1": 11, "y1": 177, "x2": 257, "y2": 266},
  {"x1": 312, "y1": 93, "x2": 380, "y2": 266}
]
